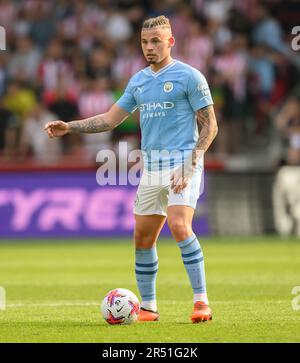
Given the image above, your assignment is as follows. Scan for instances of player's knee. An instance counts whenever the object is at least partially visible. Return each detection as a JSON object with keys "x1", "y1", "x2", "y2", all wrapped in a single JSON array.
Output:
[
  {"x1": 134, "y1": 229, "x2": 155, "y2": 249},
  {"x1": 168, "y1": 220, "x2": 192, "y2": 241}
]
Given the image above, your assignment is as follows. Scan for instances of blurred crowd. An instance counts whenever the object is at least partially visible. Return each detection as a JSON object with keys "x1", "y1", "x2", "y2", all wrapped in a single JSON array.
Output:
[{"x1": 0, "y1": 0, "x2": 299, "y2": 166}]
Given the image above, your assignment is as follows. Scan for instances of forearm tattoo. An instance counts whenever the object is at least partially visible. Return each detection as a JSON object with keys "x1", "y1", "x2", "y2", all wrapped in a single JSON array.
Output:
[
  {"x1": 192, "y1": 105, "x2": 218, "y2": 168},
  {"x1": 68, "y1": 115, "x2": 111, "y2": 134}
]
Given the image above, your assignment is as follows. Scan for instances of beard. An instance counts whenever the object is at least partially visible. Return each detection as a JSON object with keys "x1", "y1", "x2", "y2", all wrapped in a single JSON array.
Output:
[{"x1": 145, "y1": 54, "x2": 157, "y2": 64}]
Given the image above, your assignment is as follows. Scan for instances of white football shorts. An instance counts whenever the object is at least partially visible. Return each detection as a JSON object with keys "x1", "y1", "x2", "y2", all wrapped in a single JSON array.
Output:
[{"x1": 133, "y1": 165, "x2": 204, "y2": 216}]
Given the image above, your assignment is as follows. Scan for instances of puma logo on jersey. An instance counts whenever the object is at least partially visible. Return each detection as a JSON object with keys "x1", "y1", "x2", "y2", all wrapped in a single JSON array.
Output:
[{"x1": 135, "y1": 87, "x2": 143, "y2": 94}]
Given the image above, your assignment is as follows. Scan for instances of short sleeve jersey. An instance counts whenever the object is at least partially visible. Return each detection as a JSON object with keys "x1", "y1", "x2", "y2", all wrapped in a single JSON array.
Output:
[{"x1": 116, "y1": 60, "x2": 213, "y2": 170}]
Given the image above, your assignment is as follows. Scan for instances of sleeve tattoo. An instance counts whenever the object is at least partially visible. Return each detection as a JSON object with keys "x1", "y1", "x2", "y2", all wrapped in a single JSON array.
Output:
[
  {"x1": 192, "y1": 105, "x2": 218, "y2": 168},
  {"x1": 68, "y1": 115, "x2": 111, "y2": 134}
]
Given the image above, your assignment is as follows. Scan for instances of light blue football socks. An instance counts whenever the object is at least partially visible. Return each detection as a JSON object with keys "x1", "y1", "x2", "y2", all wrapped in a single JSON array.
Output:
[
  {"x1": 135, "y1": 246, "x2": 158, "y2": 311},
  {"x1": 178, "y1": 233, "x2": 209, "y2": 304},
  {"x1": 135, "y1": 235, "x2": 208, "y2": 310}
]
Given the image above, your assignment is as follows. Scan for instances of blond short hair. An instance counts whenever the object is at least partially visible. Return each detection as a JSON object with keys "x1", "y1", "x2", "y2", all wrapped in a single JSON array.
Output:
[{"x1": 142, "y1": 15, "x2": 171, "y2": 30}]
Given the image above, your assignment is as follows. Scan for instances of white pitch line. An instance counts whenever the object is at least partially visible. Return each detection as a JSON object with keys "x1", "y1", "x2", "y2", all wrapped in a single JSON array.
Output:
[
  {"x1": 6, "y1": 301, "x2": 100, "y2": 308},
  {"x1": 4, "y1": 300, "x2": 288, "y2": 308}
]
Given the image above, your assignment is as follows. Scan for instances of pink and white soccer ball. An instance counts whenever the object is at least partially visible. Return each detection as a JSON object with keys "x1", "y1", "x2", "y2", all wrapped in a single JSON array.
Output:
[{"x1": 101, "y1": 288, "x2": 140, "y2": 325}]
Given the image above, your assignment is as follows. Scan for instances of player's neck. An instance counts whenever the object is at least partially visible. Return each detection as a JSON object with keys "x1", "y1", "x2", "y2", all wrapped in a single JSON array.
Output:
[{"x1": 150, "y1": 56, "x2": 174, "y2": 73}]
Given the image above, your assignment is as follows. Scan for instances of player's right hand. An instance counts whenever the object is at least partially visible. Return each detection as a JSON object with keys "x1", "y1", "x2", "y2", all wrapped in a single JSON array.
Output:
[{"x1": 44, "y1": 120, "x2": 70, "y2": 138}]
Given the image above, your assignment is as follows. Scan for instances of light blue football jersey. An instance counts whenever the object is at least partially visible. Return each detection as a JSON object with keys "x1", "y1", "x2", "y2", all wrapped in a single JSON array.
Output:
[{"x1": 116, "y1": 60, "x2": 213, "y2": 170}]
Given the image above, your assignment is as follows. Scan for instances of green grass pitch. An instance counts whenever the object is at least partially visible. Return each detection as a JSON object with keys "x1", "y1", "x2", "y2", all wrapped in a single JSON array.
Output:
[{"x1": 0, "y1": 236, "x2": 299, "y2": 343}]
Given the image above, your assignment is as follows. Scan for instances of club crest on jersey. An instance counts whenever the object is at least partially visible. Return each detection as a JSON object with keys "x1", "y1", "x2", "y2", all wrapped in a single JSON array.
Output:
[{"x1": 163, "y1": 82, "x2": 173, "y2": 93}]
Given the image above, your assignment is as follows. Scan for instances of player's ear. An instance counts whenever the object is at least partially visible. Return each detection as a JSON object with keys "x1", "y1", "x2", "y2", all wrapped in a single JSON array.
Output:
[{"x1": 168, "y1": 36, "x2": 175, "y2": 48}]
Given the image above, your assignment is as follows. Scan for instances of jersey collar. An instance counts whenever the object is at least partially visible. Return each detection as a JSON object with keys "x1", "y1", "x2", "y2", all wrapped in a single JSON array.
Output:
[{"x1": 146, "y1": 60, "x2": 177, "y2": 78}]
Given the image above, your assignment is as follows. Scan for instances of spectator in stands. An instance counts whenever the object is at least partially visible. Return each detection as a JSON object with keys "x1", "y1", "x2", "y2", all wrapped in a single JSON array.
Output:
[
  {"x1": 212, "y1": 38, "x2": 247, "y2": 153},
  {"x1": 78, "y1": 76, "x2": 114, "y2": 160},
  {"x1": 39, "y1": 38, "x2": 74, "y2": 94},
  {"x1": 27, "y1": 0, "x2": 56, "y2": 49},
  {"x1": 248, "y1": 44, "x2": 276, "y2": 134},
  {"x1": 48, "y1": 82, "x2": 79, "y2": 155},
  {"x1": 85, "y1": 48, "x2": 112, "y2": 80},
  {"x1": 2, "y1": 80, "x2": 36, "y2": 126},
  {"x1": 252, "y1": 2, "x2": 284, "y2": 52},
  {"x1": 0, "y1": 0, "x2": 17, "y2": 38},
  {"x1": 105, "y1": 8, "x2": 133, "y2": 44},
  {"x1": 209, "y1": 68, "x2": 234, "y2": 156},
  {"x1": 0, "y1": 53, "x2": 8, "y2": 96},
  {"x1": 180, "y1": 19, "x2": 213, "y2": 75},
  {"x1": 57, "y1": 0, "x2": 107, "y2": 54},
  {"x1": 8, "y1": 35, "x2": 41, "y2": 84},
  {"x1": 0, "y1": 98, "x2": 18, "y2": 160},
  {"x1": 20, "y1": 101, "x2": 61, "y2": 163},
  {"x1": 112, "y1": 39, "x2": 146, "y2": 83},
  {"x1": 169, "y1": 2, "x2": 191, "y2": 52}
]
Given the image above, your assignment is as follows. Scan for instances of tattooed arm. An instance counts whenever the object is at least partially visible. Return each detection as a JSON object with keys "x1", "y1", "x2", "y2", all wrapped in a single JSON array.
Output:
[
  {"x1": 45, "y1": 104, "x2": 130, "y2": 138},
  {"x1": 191, "y1": 105, "x2": 218, "y2": 169},
  {"x1": 171, "y1": 105, "x2": 218, "y2": 193}
]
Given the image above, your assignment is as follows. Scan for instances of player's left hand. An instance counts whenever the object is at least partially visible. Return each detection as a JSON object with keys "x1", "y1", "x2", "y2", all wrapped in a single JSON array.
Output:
[{"x1": 170, "y1": 164, "x2": 194, "y2": 194}]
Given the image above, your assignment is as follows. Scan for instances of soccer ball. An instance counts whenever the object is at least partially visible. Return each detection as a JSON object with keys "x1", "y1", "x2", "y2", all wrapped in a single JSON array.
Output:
[{"x1": 101, "y1": 288, "x2": 140, "y2": 325}]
